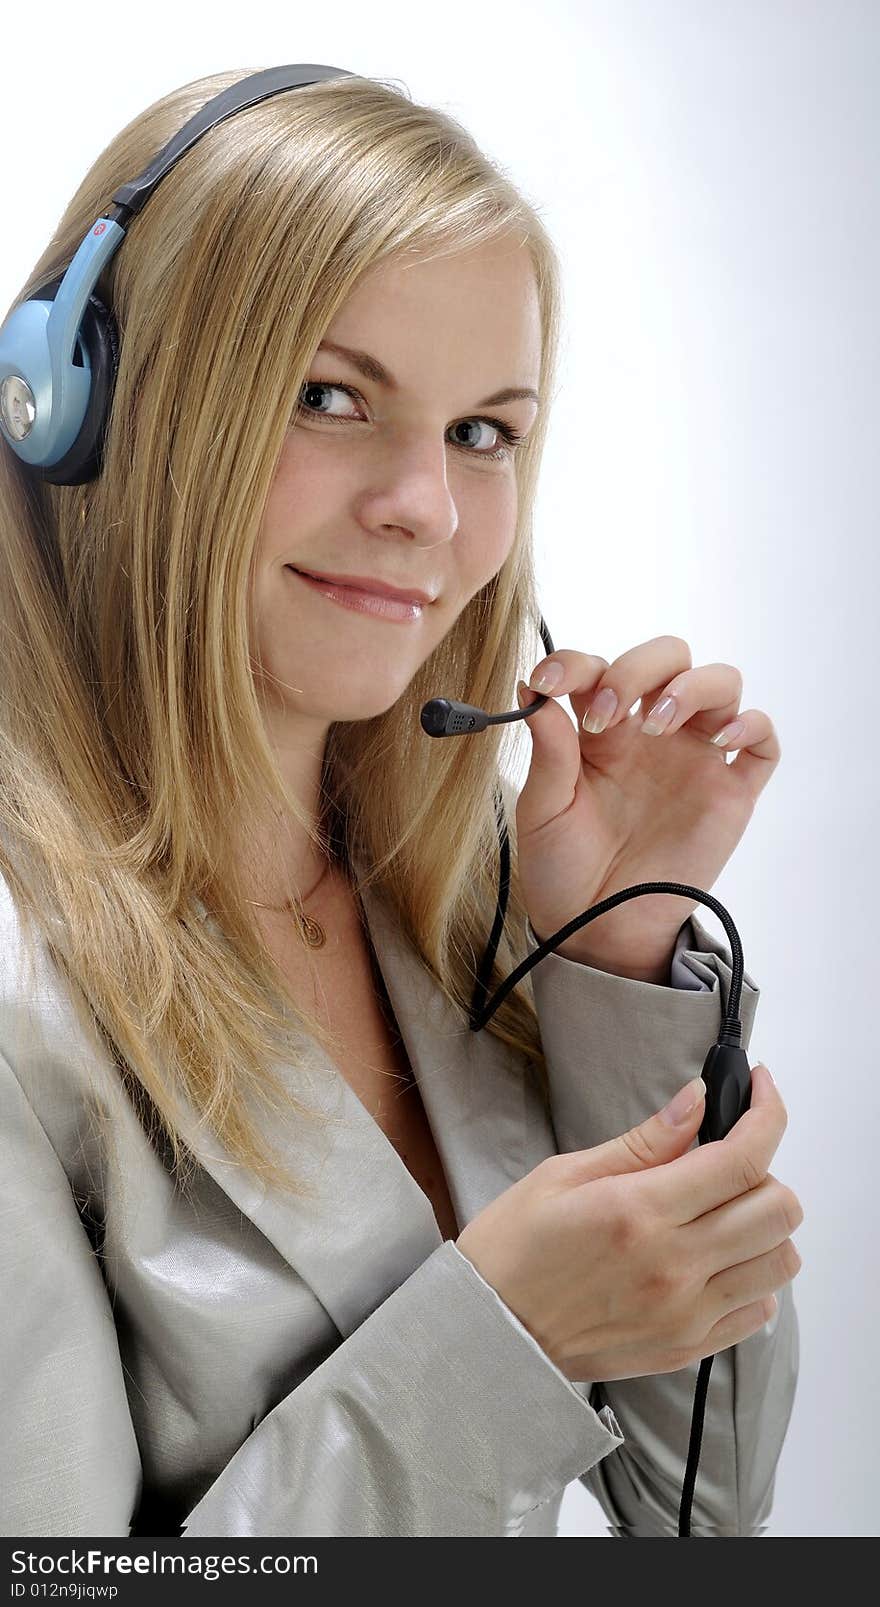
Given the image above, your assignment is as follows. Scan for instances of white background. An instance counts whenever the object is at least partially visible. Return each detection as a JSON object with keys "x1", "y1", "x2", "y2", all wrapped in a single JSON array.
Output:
[{"x1": 2, "y1": 0, "x2": 876, "y2": 1539}]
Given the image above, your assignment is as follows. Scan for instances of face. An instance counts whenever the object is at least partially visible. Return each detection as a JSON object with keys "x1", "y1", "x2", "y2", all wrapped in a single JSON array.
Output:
[{"x1": 248, "y1": 235, "x2": 542, "y2": 747}]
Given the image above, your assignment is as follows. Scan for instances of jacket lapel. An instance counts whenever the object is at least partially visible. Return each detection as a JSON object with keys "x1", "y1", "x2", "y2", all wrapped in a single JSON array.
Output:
[{"x1": 176, "y1": 870, "x2": 540, "y2": 1339}]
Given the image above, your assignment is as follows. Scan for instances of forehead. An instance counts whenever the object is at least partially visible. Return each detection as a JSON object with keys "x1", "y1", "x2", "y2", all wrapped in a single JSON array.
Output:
[{"x1": 323, "y1": 239, "x2": 542, "y2": 390}]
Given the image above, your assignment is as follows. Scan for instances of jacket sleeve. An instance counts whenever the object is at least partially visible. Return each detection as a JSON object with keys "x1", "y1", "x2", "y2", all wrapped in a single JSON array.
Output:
[
  {"x1": 523, "y1": 909, "x2": 799, "y2": 1536},
  {"x1": 527, "y1": 915, "x2": 715, "y2": 992},
  {"x1": 0, "y1": 1046, "x2": 625, "y2": 1539}
]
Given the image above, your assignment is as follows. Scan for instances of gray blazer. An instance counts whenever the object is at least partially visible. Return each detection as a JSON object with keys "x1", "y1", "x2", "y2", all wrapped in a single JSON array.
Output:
[{"x1": 0, "y1": 824, "x2": 798, "y2": 1538}]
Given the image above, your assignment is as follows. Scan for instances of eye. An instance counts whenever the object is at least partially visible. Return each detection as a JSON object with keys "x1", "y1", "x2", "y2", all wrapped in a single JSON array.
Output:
[
  {"x1": 294, "y1": 380, "x2": 526, "y2": 462},
  {"x1": 297, "y1": 381, "x2": 360, "y2": 421}
]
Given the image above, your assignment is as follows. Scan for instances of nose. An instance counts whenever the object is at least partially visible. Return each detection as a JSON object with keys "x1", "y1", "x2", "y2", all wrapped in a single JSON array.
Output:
[{"x1": 354, "y1": 433, "x2": 459, "y2": 551}]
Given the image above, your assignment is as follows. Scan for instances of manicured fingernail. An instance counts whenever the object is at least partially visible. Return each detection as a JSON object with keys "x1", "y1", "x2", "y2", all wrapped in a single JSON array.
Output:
[
  {"x1": 582, "y1": 685, "x2": 618, "y2": 733},
  {"x1": 528, "y1": 661, "x2": 564, "y2": 693},
  {"x1": 710, "y1": 718, "x2": 746, "y2": 748},
  {"x1": 659, "y1": 1076, "x2": 706, "y2": 1126},
  {"x1": 641, "y1": 693, "x2": 677, "y2": 736}
]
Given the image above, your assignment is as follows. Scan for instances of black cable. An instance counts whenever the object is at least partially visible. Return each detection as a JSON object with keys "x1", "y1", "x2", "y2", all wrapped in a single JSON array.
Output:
[
  {"x1": 422, "y1": 614, "x2": 751, "y2": 1538},
  {"x1": 678, "y1": 1354, "x2": 715, "y2": 1536},
  {"x1": 470, "y1": 803, "x2": 737, "y2": 1536}
]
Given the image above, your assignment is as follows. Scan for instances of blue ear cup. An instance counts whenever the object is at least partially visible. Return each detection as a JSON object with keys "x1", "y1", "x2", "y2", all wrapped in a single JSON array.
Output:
[
  {"x1": 2, "y1": 272, "x2": 122, "y2": 486},
  {"x1": 0, "y1": 63, "x2": 353, "y2": 489}
]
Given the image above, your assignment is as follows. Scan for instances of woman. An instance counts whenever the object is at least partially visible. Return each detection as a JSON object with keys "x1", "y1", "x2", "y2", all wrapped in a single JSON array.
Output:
[{"x1": 0, "y1": 66, "x2": 799, "y2": 1537}]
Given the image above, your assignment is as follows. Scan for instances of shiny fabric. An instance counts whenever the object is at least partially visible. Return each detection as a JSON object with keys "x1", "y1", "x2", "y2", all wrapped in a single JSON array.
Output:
[{"x1": 0, "y1": 794, "x2": 797, "y2": 1537}]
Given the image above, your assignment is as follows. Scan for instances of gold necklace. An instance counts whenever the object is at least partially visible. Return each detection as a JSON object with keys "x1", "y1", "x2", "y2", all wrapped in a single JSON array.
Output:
[{"x1": 246, "y1": 858, "x2": 332, "y2": 949}]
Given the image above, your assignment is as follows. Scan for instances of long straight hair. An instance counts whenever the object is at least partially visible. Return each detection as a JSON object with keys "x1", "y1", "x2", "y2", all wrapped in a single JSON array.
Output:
[{"x1": 0, "y1": 67, "x2": 565, "y2": 1201}]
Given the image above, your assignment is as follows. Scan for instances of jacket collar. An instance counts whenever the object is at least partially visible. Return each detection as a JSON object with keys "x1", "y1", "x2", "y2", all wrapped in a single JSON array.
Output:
[{"x1": 180, "y1": 859, "x2": 537, "y2": 1338}]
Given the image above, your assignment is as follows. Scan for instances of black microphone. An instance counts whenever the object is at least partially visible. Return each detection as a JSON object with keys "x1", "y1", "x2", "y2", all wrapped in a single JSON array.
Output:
[
  {"x1": 420, "y1": 699, "x2": 492, "y2": 736},
  {"x1": 420, "y1": 615, "x2": 556, "y2": 738}
]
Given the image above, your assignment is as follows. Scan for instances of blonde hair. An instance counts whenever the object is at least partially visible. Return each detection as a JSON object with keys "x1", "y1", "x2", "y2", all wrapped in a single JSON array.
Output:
[{"x1": 0, "y1": 67, "x2": 565, "y2": 1202}]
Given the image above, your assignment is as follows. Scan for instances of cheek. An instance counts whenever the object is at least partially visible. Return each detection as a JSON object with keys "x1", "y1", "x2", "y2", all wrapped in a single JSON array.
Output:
[
  {"x1": 459, "y1": 480, "x2": 518, "y2": 583},
  {"x1": 258, "y1": 434, "x2": 349, "y2": 549}
]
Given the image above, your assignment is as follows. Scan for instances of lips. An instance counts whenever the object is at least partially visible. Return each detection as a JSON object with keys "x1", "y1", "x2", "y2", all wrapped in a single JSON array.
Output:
[{"x1": 287, "y1": 567, "x2": 435, "y2": 606}]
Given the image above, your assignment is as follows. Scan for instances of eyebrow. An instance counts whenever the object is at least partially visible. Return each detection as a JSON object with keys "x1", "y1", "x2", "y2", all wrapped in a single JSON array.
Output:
[{"x1": 315, "y1": 340, "x2": 540, "y2": 409}]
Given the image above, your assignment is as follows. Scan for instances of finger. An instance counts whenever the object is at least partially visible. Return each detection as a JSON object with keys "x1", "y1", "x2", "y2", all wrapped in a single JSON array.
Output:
[
  {"x1": 516, "y1": 670, "x2": 597, "y2": 832},
  {"x1": 686, "y1": 1170, "x2": 804, "y2": 1274},
  {"x1": 572, "y1": 636, "x2": 694, "y2": 735},
  {"x1": 698, "y1": 1296, "x2": 779, "y2": 1361},
  {"x1": 724, "y1": 711, "x2": 783, "y2": 801},
  {"x1": 703, "y1": 1235, "x2": 802, "y2": 1325},
  {"x1": 640, "y1": 1063, "x2": 788, "y2": 1225},
  {"x1": 526, "y1": 638, "x2": 692, "y2": 736},
  {"x1": 630, "y1": 657, "x2": 782, "y2": 802},
  {"x1": 525, "y1": 648, "x2": 610, "y2": 699},
  {"x1": 631, "y1": 662, "x2": 743, "y2": 740},
  {"x1": 620, "y1": 659, "x2": 782, "y2": 803}
]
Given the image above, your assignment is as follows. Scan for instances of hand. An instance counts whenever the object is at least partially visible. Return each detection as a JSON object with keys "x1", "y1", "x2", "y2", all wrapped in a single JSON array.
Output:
[
  {"x1": 455, "y1": 1063, "x2": 802, "y2": 1383},
  {"x1": 514, "y1": 636, "x2": 781, "y2": 980}
]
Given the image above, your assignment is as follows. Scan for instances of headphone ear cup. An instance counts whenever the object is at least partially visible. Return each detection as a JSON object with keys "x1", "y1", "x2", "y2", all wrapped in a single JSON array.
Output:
[{"x1": 32, "y1": 273, "x2": 121, "y2": 486}]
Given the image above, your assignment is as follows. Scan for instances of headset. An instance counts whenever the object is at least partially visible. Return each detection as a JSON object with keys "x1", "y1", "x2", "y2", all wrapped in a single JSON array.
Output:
[{"x1": 0, "y1": 64, "x2": 758, "y2": 1538}]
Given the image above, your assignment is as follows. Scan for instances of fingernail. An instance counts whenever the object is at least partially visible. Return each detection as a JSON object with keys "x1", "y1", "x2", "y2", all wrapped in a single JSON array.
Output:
[
  {"x1": 516, "y1": 679, "x2": 538, "y2": 708},
  {"x1": 659, "y1": 1076, "x2": 706, "y2": 1126},
  {"x1": 582, "y1": 685, "x2": 618, "y2": 733},
  {"x1": 528, "y1": 661, "x2": 564, "y2": 694},
  {"x1": 710, "y1": 719, "x2": 746, "y2": 748},
  {"x1": 641, "y1": 693, "x2": 677, "y2": 737}
]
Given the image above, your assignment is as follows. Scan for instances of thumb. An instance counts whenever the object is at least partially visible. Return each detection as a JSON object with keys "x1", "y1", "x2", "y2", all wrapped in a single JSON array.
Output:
[
  {"x1": 568, "y1": 1076, "x2": 707, "y2": 1182},
  {"x1": 515, "y1": 680, "x2": 583, "y2": 834}
]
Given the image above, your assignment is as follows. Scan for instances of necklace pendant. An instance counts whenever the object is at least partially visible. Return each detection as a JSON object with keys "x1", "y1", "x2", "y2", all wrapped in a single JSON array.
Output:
[{"x1": 300, "y1": 911, "x2": 326, "y2": 948}]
